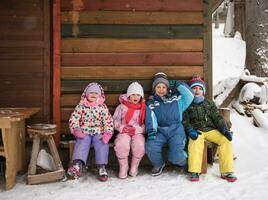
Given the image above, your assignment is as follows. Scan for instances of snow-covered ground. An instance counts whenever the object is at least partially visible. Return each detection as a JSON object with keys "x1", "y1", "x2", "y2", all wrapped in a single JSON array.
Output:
[
  {"x1": 213, "y1": 24, "x2": 246, "y2": 85},
  {"x1": 1, "y1": 24, "x2": 268, "y2": 200}
]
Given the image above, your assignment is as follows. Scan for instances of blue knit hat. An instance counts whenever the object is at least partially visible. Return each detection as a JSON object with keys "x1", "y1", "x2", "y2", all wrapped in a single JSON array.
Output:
[
  {"x1": 152, "y1": 72, "x2": 169, "y2": 90},
  {"x1": 189, "y1": 75, "x2": 206, "y2": 94}
]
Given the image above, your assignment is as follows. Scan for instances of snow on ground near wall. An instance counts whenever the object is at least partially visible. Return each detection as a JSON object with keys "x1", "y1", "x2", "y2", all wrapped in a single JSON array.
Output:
[
  {"x1": 213, "y1": 24, "x2": 246, "y2": 86},
  {"x1": 1, "y1": 111, "x2": 268, "y2": 200}
]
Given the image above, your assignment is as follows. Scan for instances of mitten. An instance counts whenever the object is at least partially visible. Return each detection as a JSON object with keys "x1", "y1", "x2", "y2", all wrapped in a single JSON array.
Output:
[
  {"x1": 187, "y1": 128, "x2": 200, "y2": 140},
  {"x1": 72, "y1": 128, "x2": 86, "y2": 139},
  {"x1": 122, "y1": 126, "x2": 136, "y2": 137},
  {"x1": 220, "y1": 128, "x2": 233, "y2": 141},
  {"x1": 101, "y1": 131, "x2": 113, "y2": 144},
  {"x1": 147, "y1": 131, "x2": 156, "y2": 140}
]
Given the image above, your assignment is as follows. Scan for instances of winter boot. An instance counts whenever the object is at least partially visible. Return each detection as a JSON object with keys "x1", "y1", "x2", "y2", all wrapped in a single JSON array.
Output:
[
  {"x1": 221, "y1": 172, "x2": 237, "y2": 182},
  {"x1": 67, "y1": 159, "x2": 83, "y2": 179},
  {"x1": 189, "y1": 172, "x2": 200, "y2": 182},
  {"x1": 129, "y1": 157, "x2": 141, "y2": 177},
  {"x1": 97, "y1": 165, "x2": 108, "y2": 182},
  {"x1": 118, "y1": 158, "x2": 129, "y2": 179},
  {"x1": 151, "y1": 163, "x2": 165, "y2": 176}
]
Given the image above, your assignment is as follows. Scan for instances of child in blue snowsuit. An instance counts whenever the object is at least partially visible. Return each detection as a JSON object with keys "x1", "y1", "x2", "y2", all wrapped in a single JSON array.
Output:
[{"x1": 145, "y1": 73, "x2": 194, "y2": 176}]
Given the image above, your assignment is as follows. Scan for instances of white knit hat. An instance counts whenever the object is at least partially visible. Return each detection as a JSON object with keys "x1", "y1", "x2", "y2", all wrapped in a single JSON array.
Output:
[{"x1": 127, "y1": 82, "x2": 144, "y2": 98}]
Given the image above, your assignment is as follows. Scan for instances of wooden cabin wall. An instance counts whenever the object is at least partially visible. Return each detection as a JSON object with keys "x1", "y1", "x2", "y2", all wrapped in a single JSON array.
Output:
[
  {"x1": 60, "y1": 0, "x2": 206, "y2": 140},
  {"x1": 0, "y1": 0, "x2": 51, "y2": 123}
]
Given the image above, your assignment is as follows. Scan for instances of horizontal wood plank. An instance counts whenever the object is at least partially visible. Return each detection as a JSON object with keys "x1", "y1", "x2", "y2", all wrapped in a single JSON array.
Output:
[
  {"x1": 62, "y1": 38, "x2": 203, "y2": 53},
  {"x1": 61, "y1": 0, "x2": 203, "y2": 11},
  {"x1": 0, "y1": 91, "x2": 44, "y2": 106},
  {"x1": 61, "y1": 11, "x2": 203, "y2": 24},
  {"x1": 0, "y1": 54, "x2": 43, "y2": 60},
  {"x1": 0, "y1": 40, "x2": 44, "y2": 47},
  {"x1": 61, "y1": 52, "x2": 203, "y2": 66},
  {"x1": 0, "y1": 60, "x2": 43, "y2": 73},
  {"x1": 0, "y1": 78, "x2": 43, "y2": 91},
  {"x1": 0, "y1": 47, "x2": 43, "y2": 55},
  {"x1": 61, "y1": 24, "x2": 203, "y2": 39},
  {"x1": 61, "y1": 80, "x2": 154, "y2": 93},
  {"x1": 61, "y1": 66, "x2": 203, "y2": 80},
  {"x1": 0, "y1": 1, "x2": 43, "y2": 11}
]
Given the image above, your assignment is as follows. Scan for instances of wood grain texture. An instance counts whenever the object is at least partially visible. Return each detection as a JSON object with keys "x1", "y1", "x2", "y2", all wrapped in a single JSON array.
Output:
[
  {"x1": 62, "y1": 38, "x2": 203, "y2": 53},
  {"x1": 61, "y1": 24, "x2": 203, "y2": 39},
  {"x1": 61, "y1": 80, "x2": 154, "y2": 93},
  {"x1": 61, "y1": 52, "x2": 204, "y2": 66},
  {"x1": 61, "y1": 11, "x2": 203, "y2": 24},
  {"x1": 53, "y1": 0, "x2": 61, "y2": 146},
  {"x1": 61, "y1": 0, "x2": 203, "y2": 11},
  {"x1": 61, "y1": 66, "x2": 203, "y2": 80}
]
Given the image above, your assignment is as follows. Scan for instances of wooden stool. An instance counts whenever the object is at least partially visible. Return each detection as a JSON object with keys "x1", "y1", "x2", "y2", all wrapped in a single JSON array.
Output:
[{"x1": 27, "y1": 124, "x2": 65, "y2": 184}]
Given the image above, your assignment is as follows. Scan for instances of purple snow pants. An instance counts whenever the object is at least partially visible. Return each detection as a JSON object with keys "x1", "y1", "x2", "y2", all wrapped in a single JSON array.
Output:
[{"x1": 72, "y1": 134, "x2": 109, "y2": 165}]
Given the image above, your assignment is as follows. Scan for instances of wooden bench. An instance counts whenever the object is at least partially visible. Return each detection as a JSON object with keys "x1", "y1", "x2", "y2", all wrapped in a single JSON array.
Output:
[{"x1": 61, "y1": 108, "x2": 231, "y2": 174}]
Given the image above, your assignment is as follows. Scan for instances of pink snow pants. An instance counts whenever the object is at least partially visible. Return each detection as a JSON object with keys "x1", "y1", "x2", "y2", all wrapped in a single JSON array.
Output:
[{"x1": 114, "y1": 133, "x2": 145, "y2": 159}]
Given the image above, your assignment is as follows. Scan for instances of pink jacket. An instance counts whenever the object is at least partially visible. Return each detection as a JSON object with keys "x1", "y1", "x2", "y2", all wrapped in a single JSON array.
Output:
[{"x1": 113, "y1": 94, "x2": 145, "y2": 135}]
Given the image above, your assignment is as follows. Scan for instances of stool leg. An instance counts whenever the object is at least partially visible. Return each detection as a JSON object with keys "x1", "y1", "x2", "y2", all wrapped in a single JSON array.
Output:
[
  {"x1": 28, "y1": 135, "x2": 40, "y2": 175},
  {"x1": 47, "y1": 136, "x2": 63, "y2": 169}
]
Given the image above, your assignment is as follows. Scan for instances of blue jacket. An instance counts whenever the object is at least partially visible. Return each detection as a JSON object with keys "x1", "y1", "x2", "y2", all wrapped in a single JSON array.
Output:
[{"x1": 145, "y1": 82, "x2": 194, "y2": 135}]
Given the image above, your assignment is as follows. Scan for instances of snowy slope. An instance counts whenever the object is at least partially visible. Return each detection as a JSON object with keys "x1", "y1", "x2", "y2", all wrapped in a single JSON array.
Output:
[{"x1": 1, "y1": 24, "x2": 268, "y2": 200}]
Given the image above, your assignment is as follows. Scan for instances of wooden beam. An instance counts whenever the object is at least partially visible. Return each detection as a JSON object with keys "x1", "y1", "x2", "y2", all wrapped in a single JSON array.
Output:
[
  {"x1": 53, "y1": 0, "x2": 61, "y2": 146},
  {"x1": 61, "y1": 11, "x2": 203, "y2": 25},
  {"x1": 62, "y1": 38, "x2": 203, "y2": 53},
  {"x1": 212, "y1": 0, "x2": 225, "y2": 12},
  {"x1": 61, "y1": 66, "x2": 204, "y2": 80},
  {"x1": 61, "y1": 24, "x2": 203, "y2": 39},
  {"x1": 203, "y1": 0, "x2": 213, "y2": 100},
  {"x1": 43, "y1": 0, "x2": 51, "y2": 123},
  {"x1": 61, "y1": 52, "x2": 204, "y2": 66},
  {"x1": 61, "y1": 0, "x2": 203, "y2": 11}
]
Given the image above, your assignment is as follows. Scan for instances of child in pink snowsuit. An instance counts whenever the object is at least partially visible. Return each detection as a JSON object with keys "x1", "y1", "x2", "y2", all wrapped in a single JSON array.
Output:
[
  {"x1": 67, "y1": 82, "x2": 113, "y2": 181},
  {"x1": 113, "y1": 82, "x2": 146, "y2": 178}
]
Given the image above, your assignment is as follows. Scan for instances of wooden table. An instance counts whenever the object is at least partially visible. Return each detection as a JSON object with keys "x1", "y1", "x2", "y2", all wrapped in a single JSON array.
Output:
[{"x1": 0, "y1": 107, "x2": 39, "y2": 190}]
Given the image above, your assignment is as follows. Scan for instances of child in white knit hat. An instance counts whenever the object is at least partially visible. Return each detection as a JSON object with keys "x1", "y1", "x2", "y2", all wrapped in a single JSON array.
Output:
[{"x1": 113, "y1": 82, "x2": 146, "y2": 178}]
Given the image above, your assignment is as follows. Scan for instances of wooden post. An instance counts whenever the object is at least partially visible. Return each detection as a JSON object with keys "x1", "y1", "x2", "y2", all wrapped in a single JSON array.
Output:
[
  {"x1": 203, "y1": 0, "x2": 213, "y2": 100},
  {"x1": 53, "y1": 0, "x2": 61, "y2": 146},
  {"x1": 234, "y1": 0, "x2": 245, "y2": 40}
]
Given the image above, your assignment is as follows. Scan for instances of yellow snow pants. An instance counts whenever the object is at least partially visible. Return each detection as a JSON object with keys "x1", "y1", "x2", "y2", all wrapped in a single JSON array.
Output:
[{"x1": 188, "y1": 129, "x2": 234, "y2": 173}]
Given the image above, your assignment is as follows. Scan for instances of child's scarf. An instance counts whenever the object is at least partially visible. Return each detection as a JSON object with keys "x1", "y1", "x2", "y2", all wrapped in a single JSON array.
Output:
[
  {"x1": 121, "y1": 98, "x2": 146, "y2": 126},
  {"x1": 193, "y1": 96, "x2": 205, "y2": 104}
]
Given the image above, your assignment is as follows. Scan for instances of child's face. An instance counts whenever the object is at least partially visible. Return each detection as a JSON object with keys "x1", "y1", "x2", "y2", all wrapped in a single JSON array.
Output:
[
  {"x1": 192, "y1": 86, "x2": 204, "y2": 97},
  {"x1": 87, "y1": 92, "x2": 100, "y2": 102},
  {"x1": 128, "y1": 94, "x2": 142, "y2": 104},
  {"x1": 155, "y1": 83, "x2": 168, "y2": 97}
]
